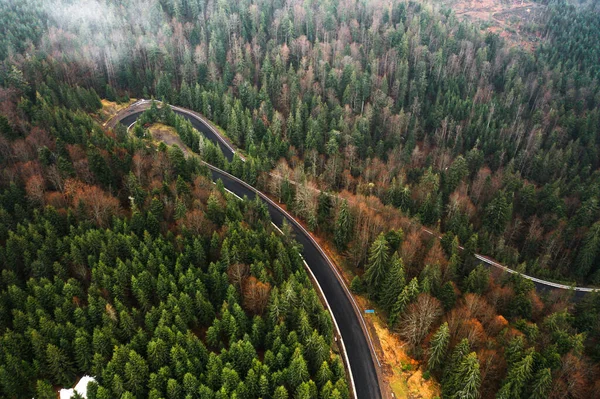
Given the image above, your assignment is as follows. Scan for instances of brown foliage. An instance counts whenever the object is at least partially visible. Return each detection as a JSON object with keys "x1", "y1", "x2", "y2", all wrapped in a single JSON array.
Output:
[
  {"x1": 242, "y1": 276, "x2": 271, "y2": 315},
  {"x1": 26, "y1": 127, "x2": 54, "y2": 151},
  {"x1": 447, "y1": 294, "x2": 495, "y2": 348},
  {"x1": 550, "y1": 353, "x2": 593, "y2": 399},
  {"x1": 25, "y1": 175, "x2": 46, "y2": 205},
  {"x1": 64, "y1": 179, "x2": 120, "y2": 227},
  {"x1": 398, "y1": 293, "x2": 443, "y2": 350},
  {"x1": 424, "y1": 240, "x2": 448, "y2": 268},
  {"x1": 46, "y1": 191, "x2": 68, "y2": 209},
  {"x1": 400, "y1": 231, "x2": 423, "y2": 268},
  {"x1": 178, "y1": 209, "x2": 213, "y2": 236},
  {"x1": 478, "y1": 348, "x2": 506, "y2": 398}
]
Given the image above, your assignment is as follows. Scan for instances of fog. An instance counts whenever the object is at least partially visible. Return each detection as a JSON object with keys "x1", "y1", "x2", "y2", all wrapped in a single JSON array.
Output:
[{"x1": 36, "y1": 0, "x2": 171, "y2": 70}]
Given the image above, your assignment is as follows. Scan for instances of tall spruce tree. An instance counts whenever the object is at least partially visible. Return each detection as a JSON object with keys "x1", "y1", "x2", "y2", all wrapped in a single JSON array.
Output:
[
  {"x1": 364, "y1": 233, "x2": 390, "y2": 297},
  {"x1": 428, "y1": 322, "x2": 450, "y2": 371}
]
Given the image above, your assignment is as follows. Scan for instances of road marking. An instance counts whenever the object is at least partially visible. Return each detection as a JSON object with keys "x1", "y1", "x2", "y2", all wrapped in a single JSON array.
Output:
[
  {"x1": 270, "y1": 222, "x2": 284, "y2": 235},
  {"x1": 424, "y1": 228, "x2": 597, "y2": 292},
  {"x1": 224, "y1": 188, "x2": 243, "y2": 201},
  {"x1": 116, "y1": 103, "x2": 385, "y2": 398}
]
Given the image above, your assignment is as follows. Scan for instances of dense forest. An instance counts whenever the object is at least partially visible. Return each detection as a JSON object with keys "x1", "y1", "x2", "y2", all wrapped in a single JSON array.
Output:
[
  {"x1": 3, "y1": 0, "x2": 599, "y2": 283},
  {"x1": 0, "y1": 80, "x2": 349, "y2": 397},
  {"x1": 2, "y1": 0, "x2": 600, "y2": 397}
]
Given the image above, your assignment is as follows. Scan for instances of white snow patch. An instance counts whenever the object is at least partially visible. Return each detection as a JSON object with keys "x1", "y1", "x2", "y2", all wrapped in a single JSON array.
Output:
[{"x1": 58, "y1": 375, "x2": 96, "y2": 399}]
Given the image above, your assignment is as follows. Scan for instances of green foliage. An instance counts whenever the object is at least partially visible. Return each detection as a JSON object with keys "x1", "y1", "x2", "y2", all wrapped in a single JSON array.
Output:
[
  {"x1": 334, "y1": 200, "x2": 351, "y2": 251},
  {"x1": 428, "y1": 322, "x2": 450, "y2": 370},
  {"x1": 364, "y1": 233, "x2": 390, "y2": 297},
  {"x1": 350, "y1": 275, "x2": 364, "y2": 294}
]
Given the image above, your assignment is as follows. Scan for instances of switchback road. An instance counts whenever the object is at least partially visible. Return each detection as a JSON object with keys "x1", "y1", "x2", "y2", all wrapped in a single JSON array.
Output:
[{"x1": 114, "y1": 102, "x2": 383, "y2": 399}]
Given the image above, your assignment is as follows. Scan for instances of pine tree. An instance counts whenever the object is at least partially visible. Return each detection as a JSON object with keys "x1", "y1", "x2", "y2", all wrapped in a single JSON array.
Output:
[
  {"x1": 575, "y1": 221, "x2": 600, "y2": 279},
  {"x1": 334, "y1": 200, "x2": 351, "y2": 250},
  {"x1": 288, "y1": 348, "x2": 309, "y2": 389},
  {"x1": 125, "y1": 350, "x2": 149, "y2": 396},
  {"x1": 443, "y1": 338, "x2": 471, "y2": 384},
  {"x1": 448, "y1": 352, "x2": 481, "y2": 399},
  {"x1": 484, "y1": 191, "x2": 513, "y2": 235},
  {"x1": 35, "y1": 380, "x2": 56, "y2": 399},
  {"x1": 529, "y1": 368, "x2": 552, "y2": 399},
  {"x1": 273, "y1": 385, "x2": 289, "y2": 399},
  {"x1": 364, "y1": 233, "x2": 390, "y2": 296},
  {"x1": 46, "y1": 344, "x2": 74, "y2": 387},
  {"x1": 316, "y1": 361, "x2": 333, "y2": 388},
  {"x1": 389, "y1": 277, "x2": 419, "y2": 327},
  {"x1": 381, "y1": 253, "x2": 406, "y2": 312},
  {"x1": 497, "y1": 353, "x2": 533, "y2": 399},
  {"x1": 428, "y1": 322, "x2": 450, "y2": 370}
]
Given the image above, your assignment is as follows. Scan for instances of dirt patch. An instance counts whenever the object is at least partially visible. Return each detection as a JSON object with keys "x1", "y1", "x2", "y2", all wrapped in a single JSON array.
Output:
[
  {"x1": 147, "y1": 123, "x2": 192, "y2": 157},
  {"x1": 372, "y1": 315, "x2": 441, "y2": 399},
  {"x1": 430, "y1": 0, "x2": 546, "y2": 50}
]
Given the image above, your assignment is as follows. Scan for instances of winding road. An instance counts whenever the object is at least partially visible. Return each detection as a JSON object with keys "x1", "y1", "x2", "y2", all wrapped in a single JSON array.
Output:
[{"x1": 112, "y1": 102, "x2": 384, "y2": 399}]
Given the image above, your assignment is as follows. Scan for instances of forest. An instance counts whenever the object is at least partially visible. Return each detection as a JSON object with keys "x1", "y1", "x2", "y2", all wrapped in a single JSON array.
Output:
[
  {"x1": 3, "y1": 0, "x2": 598, "y2": 283},
  {"x1": 0, "y1": 75, "x2": 349, "y2": 397},
  {"x1": 1, "y1": 0, "x2": 600, "y2": 397}
]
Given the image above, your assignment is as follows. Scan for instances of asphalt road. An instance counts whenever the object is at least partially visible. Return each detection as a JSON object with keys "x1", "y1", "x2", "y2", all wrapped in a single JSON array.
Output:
[
  {"x1": 120, "y1": 109, "x2": 236, "y2": 162},
  {"x1": 118, "y1": 106, "x2": 382, "y2": 399}
]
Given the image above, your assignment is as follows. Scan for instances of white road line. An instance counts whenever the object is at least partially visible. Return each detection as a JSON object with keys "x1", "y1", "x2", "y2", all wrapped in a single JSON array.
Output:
[
  {"x1": 202, "y1": 163, "x2": 360, "y2": 399},
  {"x1": 224, "y1": 187, "x2": 243, "y2": 201},
  {"x1": 270, "y1": 222, "x2": 284, "y2": 235},
  {"x1": 423, "y1": 228, "x2": 597, "y2": 292},
  {"x1": 271, "y1": 225, "x2": 357, "y2": 399},
  {"x1": 126, "y1": 120, "x2": 136, "y2": 132}
]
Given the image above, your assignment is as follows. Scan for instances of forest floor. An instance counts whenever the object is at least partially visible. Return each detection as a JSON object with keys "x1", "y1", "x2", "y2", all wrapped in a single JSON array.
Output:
[
  {"x1": 147, "y1": 123, "x2": 192, "y2": 157},
  {"x1": 426, "y1": 0, "x2": 546, "y2": 50}
]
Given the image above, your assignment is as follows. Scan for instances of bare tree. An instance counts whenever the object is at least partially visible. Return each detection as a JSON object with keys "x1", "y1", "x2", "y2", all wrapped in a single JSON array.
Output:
[
  {"x1": 228, "y1": 263, "x2": 249, "y2": 290},
  {"x1": 398, "y1": 293, "x2": 442, "y2": 350}
]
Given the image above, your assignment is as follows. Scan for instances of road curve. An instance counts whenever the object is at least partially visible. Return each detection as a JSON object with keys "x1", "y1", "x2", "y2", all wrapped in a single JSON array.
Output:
[
  {"x1": 116, "y1": 104, "x2": 383, "y2": 399},
  {"x1": 422, "y1": 229, "x2": 598, "y2": 297}
]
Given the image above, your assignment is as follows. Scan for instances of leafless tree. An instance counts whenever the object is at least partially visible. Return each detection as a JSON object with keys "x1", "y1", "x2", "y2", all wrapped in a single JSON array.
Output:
[{"x1": 398, "y1": 293, "x2": 442, "y2": 350}]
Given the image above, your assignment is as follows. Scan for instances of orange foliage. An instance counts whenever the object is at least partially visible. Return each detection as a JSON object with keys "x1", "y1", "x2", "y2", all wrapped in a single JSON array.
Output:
[
  {"x1": 25, "y1": 127, "x2": 54, "y2": 150},
  {"x1": 25, "y1": 175, "x2": 46, "y2": 205},
  {"x1": 424, "y1": 240, "x2": 448, "y2": 268},
  {"x1": 64, "y1": 179, "x2": 120, "y2": 227},
  {"x1": 242, "y1": 276, "x2": 271, "y2": 315},
  {"x1": 178, "y1": 209, "x2": 213, "y2": 236},
  {"x1": 400, "y1": 231, "x2": 423, "y2": 267},
  {"x1": 550, "y1": 353, "x2": 593, "y2": 399},
  {"x1": 46, "y1": 191, "x2": 68, "y2": 209},
  {"x1": 477, "y1": 348, "x2": 506, "y2": 398}
]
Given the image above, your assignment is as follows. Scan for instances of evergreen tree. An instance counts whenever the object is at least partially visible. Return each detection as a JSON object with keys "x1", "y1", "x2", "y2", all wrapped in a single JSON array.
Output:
[
  {"x1": 334, "y1": 200, "x2": 351, "y2": 250},
  {"x1": 381, "y1": 253, "x2": 405, "y2": 312},
  {"x1": 484, "y1": 191, "x2": 513, "y2": 235},
  {"x1": 428, "y1": 322, "x2": 450, "y2": 370},
  {"x1": 364, "y1": 233, "x2": 390, "y2": 297},
  {"x1": 529, "y1": 368, "x2": 552, "y2": 399}
]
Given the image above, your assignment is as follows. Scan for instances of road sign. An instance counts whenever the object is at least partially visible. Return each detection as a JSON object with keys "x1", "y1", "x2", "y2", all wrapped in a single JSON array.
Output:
[{"x1": 365, "y1": 309, "x2": 375, "y2": 314}]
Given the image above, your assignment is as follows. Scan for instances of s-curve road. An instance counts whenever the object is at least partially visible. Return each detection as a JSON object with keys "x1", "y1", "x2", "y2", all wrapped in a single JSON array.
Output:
[{"x1": 116, "y1": 104, "x2": 382, "y2": 399}]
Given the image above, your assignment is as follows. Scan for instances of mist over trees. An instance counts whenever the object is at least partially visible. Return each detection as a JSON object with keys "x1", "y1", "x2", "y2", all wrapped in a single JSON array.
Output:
[
  {"x1": 2, "y1": 0, "x2": 600, "y2": 397},
  {"x1": 5, "y1": 0, "x2": 598, "y2": 283}
]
